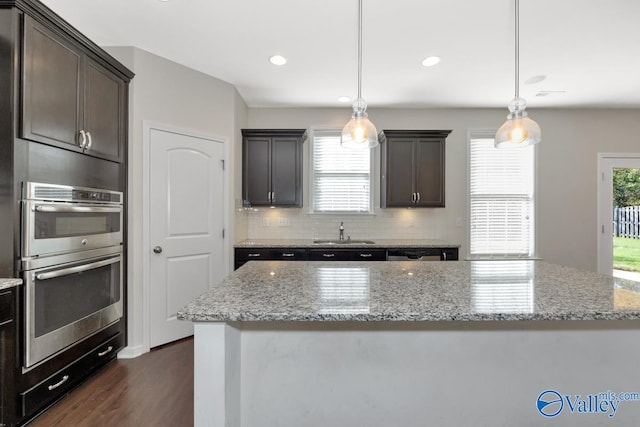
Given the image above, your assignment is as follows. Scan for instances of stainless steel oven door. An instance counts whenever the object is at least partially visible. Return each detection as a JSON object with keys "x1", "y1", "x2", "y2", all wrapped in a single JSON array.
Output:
[
  {"x1": 22, "y1": 199, "x2": 123, "y2": 257},
  {"x1": 24, "y1": 248, "x2": 123, "y2": 369}
]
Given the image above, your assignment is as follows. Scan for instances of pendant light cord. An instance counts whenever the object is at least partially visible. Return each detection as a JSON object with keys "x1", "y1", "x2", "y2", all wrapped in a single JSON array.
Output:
[
  {"x1": 514, "y1": 0, "x2": 519, "y2": 99},
  {"x1": 357, "y1": 0, "x2": 363, "y2": 100}
]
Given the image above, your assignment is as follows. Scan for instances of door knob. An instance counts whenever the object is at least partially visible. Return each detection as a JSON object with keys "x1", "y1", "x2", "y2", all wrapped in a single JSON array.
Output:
[{"x1": 153, "y1": 246, "x2": 163, "y2": 254}]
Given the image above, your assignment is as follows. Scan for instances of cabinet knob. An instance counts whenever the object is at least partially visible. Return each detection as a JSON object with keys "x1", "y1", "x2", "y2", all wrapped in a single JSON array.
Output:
[
  {"x1": 153, "y1": 246, "x2": 163, "y2": 254},
  {"x1": 322, "y1": 253, "x2": 335, "y2": 258},
  {"x1": 359, "y1": 253, "x2": 373, "y2": 258},
  {"x1": 86, "y1": 131, "x2": 93, "y2": 149}
]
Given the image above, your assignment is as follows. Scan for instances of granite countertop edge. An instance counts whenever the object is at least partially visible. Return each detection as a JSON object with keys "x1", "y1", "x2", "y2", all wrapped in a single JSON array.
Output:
[
  {"x1": 234, "y1": 239, "x2": 461, "y2": 249},
  {"x1": 177, "y1": 311, "x2": 640, "y2": 322},
  {"x1": 0, "y1": 278, "x2": 23, "y2": 290}
]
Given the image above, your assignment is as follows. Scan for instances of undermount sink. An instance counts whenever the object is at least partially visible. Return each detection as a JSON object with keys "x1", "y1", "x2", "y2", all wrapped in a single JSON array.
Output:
[{"x1": 313, "y1": 239, "x2": 375, "y2": 245}]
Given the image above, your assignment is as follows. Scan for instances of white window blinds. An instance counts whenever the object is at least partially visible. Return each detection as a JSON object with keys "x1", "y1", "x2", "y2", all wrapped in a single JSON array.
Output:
[
  {"x1": 312, "y1": 130, "x2": 371, "y2": 212},
  {"x1": 469, "y1": 137, "x2": 535, "y2": 257}
]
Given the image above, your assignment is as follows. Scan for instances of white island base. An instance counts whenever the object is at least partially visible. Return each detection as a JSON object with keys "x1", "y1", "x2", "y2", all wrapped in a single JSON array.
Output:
[{"x1": 194, "y1": 320, "x2": 640, "y2": 427}]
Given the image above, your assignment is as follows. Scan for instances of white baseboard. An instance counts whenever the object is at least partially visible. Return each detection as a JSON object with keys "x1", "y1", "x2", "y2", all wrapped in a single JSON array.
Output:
[{"x1": 117, "y1": 344, "x2": 148, "y2": 359}]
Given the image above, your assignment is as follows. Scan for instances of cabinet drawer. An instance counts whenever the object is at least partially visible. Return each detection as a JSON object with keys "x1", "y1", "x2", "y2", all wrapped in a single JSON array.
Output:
[
  {"x1": 269, "y1": 249, "x2": 308, "y2": 261},
  {"x1": 21, "y1": 332, "x2": 122, "y2": 417},
  {"x1": 0, "y1": 289, "x2": 14, "y2": 324},
  {"x1": 235, "y1": 248, "x2": 272, "y2": 262},
  {"x1": 309, "y1": 249, "x2": 386, "y2": 261}
]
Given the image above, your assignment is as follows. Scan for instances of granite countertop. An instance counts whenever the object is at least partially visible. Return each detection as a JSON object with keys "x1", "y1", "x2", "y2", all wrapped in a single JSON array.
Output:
[
  {"x1": 178, "y1": 260, "x2": 640, "y2": 322},
  {"x1": 0, "y1": 278, "x2": 23, "y2": 290},
  {"x1": 234, "y1": 238, "x2": 460, "y2": 248}
]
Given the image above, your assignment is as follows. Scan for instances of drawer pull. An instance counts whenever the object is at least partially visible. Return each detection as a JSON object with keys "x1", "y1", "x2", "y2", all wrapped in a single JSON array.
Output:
[
  {"x1": 282, "y1": 253, "x2": 295, "y2": 257},
  {"x1": 248, "y1": 253, "x2": 261, "y2": 257},
  {"x1": 98, "y1": 346, "x2": 114, "y2": 357},
  {"x1": 322, "y1": 253, "x2": 335, "y2": 258},
  {"x1": 47, "y1": 375, "x2": 69, "y2": 391},
  {"x1": 359, "y1": 253, "x2": 373, "y2": 258}
]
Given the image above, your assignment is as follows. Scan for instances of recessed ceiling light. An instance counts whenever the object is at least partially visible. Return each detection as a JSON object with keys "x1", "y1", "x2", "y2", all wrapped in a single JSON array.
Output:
[
  {"x1": 525, "y1": 75, "x2": 546, "y2": 85},
  {"x1": 268, "y1": 55, "x2": 287, "y2": 66},
  {"x1": 421, "y1": 56, "x2": 441, "y2": 67},
  {"x1": 338, "y1": 96, "x2": 351, "y2": 103}
]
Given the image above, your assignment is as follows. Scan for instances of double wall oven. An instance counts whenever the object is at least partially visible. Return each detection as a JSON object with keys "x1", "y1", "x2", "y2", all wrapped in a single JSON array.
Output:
[{"x1": 21, "y1": 182, "x2": 124, "y2": 369}]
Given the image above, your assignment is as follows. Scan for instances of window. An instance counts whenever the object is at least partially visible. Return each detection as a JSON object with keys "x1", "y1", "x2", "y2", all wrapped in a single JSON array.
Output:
[
  {"x1": 311, "y1": 129, "x2": 372, "y2": 213},
  {"x1": 469, "y1": 132, "x2": 535, "y2": 258}
]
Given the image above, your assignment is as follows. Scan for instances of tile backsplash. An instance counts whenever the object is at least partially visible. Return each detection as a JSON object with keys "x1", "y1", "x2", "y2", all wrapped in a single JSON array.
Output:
[{"x1": 244, "y1": 207, "x2": 461, "y2": 241}]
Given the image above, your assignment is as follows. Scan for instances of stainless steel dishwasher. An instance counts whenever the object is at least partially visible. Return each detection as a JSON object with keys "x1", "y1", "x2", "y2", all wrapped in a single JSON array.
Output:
[{"x1": 387, "y1": 249, "x2": 444, "y2": 261}]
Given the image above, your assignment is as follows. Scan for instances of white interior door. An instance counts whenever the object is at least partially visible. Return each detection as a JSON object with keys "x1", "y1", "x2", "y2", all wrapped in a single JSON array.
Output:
[
  {"x1": 149, "y1": 127, "x2": 226, "y2": 347},
  {"x1": 597, "y1": 154, "x2": 640, "y2": 276}
]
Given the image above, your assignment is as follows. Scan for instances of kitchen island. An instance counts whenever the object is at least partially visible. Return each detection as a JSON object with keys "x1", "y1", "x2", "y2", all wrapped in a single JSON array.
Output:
[{"x1": 178, "y1": 260, "x2": 640, "y2": 427}]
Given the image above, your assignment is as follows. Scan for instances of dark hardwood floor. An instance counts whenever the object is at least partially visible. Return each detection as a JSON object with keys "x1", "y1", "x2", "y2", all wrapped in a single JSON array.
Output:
[{"x1": 27, "y1": 337, "x2": 194, "y2": 427}]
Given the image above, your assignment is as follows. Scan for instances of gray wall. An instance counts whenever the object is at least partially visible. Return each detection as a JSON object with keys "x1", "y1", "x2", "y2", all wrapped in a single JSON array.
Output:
[
  {"x1": 104, "y1": 46, "x2": 247, "y2": 355},
  {"x1": 247, "y1": 107, "x2": 640, "y2": 272}
]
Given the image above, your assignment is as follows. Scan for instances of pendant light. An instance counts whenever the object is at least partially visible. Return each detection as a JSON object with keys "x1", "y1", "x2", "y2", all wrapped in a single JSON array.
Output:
[
  {"x1": 495, "y1": 0, "x2": 541, "y2": 148},
  {"x1": 340, "y1": 0, "x2": 378, "y2": 149}
]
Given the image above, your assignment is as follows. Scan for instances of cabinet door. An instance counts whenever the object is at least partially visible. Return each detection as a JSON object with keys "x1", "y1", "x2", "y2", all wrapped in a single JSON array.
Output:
[
  {"x1": 271, "y1": 137, "x2": 302, "y2": 206},
  {"x1": 22, "y1": 16, "x2": 82, "y2": 151},
  {"x1": 243, "y1": 137, "x2": 272, "y2": 205},
  {"x1": 415, "y1": 139, "x2": 445, "y2": 207},
  {"x1": 84, "y1": 59, "x2": 125, "y2": 162},
  {"x1": 383, "y1": 138, "x2": 415, "y2": 207},
  {"x1": 0, "y1": 288, "x2": 16, "y2": 426}
]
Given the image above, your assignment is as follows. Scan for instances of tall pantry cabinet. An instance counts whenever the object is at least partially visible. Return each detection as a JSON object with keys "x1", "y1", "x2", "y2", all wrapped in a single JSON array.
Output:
[{"x1": 0, "y1": 1, "x2": 133, "y2": 425}]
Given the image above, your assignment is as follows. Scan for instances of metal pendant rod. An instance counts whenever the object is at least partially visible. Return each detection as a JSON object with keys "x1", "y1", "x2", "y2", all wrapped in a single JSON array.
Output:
[
  {"x1": 357, "y1": 0, "x2": 363, "y2": 99},
  {"x1": 514, "y1": 0, "x2": 520, "y2": 98}
]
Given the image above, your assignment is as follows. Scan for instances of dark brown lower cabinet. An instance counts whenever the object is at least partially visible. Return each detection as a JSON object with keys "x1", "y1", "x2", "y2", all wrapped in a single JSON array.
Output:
[
  {"x1": 235, "y1": 248, "x2": 309, "y2": 270},
  {"x1": 308, "y1": 249, "x2": 386, "y2": 261},
  {"x1": 20, "y1": 332, "x2": 122, "y2": 418},
  {"x1": 234, "y1": 246, "x2": 458, "y2": 269},
  {"x1": 0, "y1": 287, "x2": 17, "y2": 427}
]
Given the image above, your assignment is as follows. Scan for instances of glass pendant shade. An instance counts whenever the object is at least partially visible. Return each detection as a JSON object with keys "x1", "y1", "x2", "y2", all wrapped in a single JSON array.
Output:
[
  {"x1": 341, "y1": 98, "x2": 378, "y2": 149},
  {"x1": 495, "y1": 0, "x2": 541, "y2": 149},
  {"x1": 340, "y1": 0, "x2": 377, "y2": 149},
  {"x1": 495, "y1": 97, "x2": 541, "y2": 148}
]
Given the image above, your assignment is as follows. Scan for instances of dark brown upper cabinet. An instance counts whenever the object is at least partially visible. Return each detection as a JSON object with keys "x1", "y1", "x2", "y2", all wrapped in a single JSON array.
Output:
[
  {"x1": 242, "y1": 129, "x2": 307, "y2": 207},
  {"x1": 379, "y1": 130, "x2": 451, "y2": 208},
  {"x1": 22, "y1": 15, "x2": 126, "y2": 163}
]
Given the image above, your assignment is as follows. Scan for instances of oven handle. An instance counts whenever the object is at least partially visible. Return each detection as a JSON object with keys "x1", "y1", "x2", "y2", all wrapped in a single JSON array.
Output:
[
  {"x1": 33, "y1": 205, "x2": 122, "y2": 213},
  {"x1": 36, "y1": 256, "x2": 120, "y2": 281}
]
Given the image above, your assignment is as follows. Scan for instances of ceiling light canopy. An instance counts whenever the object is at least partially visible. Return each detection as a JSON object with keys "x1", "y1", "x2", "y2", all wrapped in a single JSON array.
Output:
[
  {"x1": 495, "y1": 0, "x2": 541, "y2": 148},
  {"x1": 268, "y1": 55, "x2": 287, "y2": 66},
  {"x1": 341, "y1": 0, "x2": 378, "y2": 149}
]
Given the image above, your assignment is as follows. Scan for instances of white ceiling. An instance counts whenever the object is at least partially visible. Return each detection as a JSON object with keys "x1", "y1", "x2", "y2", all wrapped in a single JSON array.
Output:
[{"x1": 40, "y1": 0, "x2": 640, "y2": 109}]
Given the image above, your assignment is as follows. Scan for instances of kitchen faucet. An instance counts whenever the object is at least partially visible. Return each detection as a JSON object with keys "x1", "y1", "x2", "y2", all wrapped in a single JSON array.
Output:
[{"x1": 339, "y1": 222, "x2": 345, "y2": 241}]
